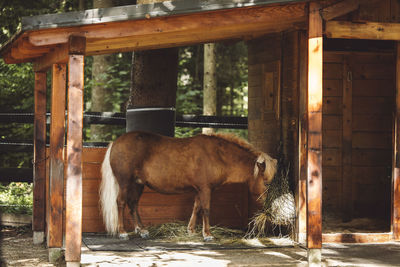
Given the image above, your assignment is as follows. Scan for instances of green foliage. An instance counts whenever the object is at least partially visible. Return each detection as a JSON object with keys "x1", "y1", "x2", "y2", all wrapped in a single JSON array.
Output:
[{"x1": 0, "y1": 182, "x2": 33, "y2": 215}]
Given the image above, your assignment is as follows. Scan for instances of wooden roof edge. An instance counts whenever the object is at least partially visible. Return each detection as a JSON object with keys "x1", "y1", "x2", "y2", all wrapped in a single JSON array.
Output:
[
  {"x1": 21, "y1": 0, "x2": 309, "y2": 31},
  {"x1": 0, "y1": 31, "x2": 25, "y2": 62}
]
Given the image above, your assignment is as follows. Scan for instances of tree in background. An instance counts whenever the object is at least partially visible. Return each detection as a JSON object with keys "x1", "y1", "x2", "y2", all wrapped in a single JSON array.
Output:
[
  {"x1": 127, "y1": 0, "x2": 179, "y2": 121},
  {"x1": 202, "y1": 43, "x2": 217, "y2": 134},
  {"x1": 89, "y1": 0, "x2": 118, "y2": 141}
]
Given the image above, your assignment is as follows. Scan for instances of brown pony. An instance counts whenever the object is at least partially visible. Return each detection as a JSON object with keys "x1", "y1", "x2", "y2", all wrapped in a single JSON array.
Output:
[{"x1": 100, "y1": 131, "x2": 277, "y2": 241}]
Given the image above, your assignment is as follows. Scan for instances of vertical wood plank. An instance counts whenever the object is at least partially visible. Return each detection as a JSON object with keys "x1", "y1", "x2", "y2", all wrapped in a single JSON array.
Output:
[
  {"x1": 297, "y1": 30, "x2": 308, "y2": 243},
  {"x1": 33, "y1": 72, "x2": 47, "y2": 234},
  {"x1": 65, "y1": 54, "x2": 84, "y2": 262},
  {"x1": 48, "y1": 64, "x2": 66, "y2": 248},
  {"x1": 342, "y1": 58, "x2": 353, "y2": 222},
  {"x1": 393, "y1": 42, "x2": 400, "y2": 241},
  {"x1": 307, "y1": 1, "x2": 323, "y2": 249}
]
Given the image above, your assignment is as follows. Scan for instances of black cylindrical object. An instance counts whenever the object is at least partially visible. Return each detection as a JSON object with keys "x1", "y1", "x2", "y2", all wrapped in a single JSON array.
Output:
[{"x1": 126, "y1": 107, "x2": 175, "y2": 137}]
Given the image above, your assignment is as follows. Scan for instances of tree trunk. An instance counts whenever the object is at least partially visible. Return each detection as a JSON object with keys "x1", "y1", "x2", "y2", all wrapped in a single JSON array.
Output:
[
  {"x1": 202, "y1": 43, "x2": 217, "y2": 134},
  {"x1": 90, "y1": 0, "x2": 115, "y2": 141},
  {"x1": 127, "y1": 48, "x2": 178, "y2": 108},
  {"x1": 79, "y1": 0, "x2": 85, "y2": 10},
  {"x1": 127, "y1": 0, "x2": 178, "y2": 110}
]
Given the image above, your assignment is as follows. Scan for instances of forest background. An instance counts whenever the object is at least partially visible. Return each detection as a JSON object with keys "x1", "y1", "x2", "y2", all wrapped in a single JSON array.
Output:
[{"x1": 0, "y1": 0, "x2": 249, "y2": 214}]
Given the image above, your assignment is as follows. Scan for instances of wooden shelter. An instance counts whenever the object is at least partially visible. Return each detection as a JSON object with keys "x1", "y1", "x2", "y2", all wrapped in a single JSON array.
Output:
[{"x1": 0, "y1": 0, "x2": 399, "y2": 266}]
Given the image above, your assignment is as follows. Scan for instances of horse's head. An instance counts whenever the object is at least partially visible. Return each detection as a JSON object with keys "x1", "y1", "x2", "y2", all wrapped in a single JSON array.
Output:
[{"x1": 249, "y1": 152, "x2": 277, "y2": 203}]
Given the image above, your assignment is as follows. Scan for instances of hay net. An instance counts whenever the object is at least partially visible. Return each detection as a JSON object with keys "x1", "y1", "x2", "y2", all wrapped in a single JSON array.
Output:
[{"x1": 246, "y1": 161, "x2": 296, "y2": 238}]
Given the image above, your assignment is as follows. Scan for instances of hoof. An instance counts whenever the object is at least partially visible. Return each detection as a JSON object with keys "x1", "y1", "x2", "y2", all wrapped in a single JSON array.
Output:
[
  {"x1": 119, "y1": 233, "x2": 129, "y2": 240},
  {"x1": 203, "y1": 235, "x2": 214, "y2": 242},
  {"x1": 187, "y1": 229, "x2": 196, "y2": 236},
  {"x1": 140, "y1": 230, "x2": 149, "y2": 239}
]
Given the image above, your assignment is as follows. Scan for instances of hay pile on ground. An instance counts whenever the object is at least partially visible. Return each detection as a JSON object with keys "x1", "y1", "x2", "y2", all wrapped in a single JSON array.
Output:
[
  {"x1": 144, "y1": 221, "x2": 283, "y2": 247},
  {"x1": 146, "y1": 221, "x2": 245, "y2": 245},
  {"x1": 246, "y1": 164, "x2": 296, "y2": 238}
]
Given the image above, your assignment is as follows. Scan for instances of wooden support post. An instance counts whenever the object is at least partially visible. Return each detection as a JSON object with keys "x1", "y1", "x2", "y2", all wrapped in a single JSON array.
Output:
[
  {"x1": 297, "y1": 30, "x2": 308, "y2": 244},
  {"x1": 33, "y1": 72, "x2": 47, "y2": 245},
  {"x1": 48, "y1": 63, "x2": 67, "y2": 262},
  {"x1": 393, "y1": 42, "x2": 400, "y2": 241},
  {"x1": 307, "y1": 2, "x2": 323, "y2": 265},
  {"x1": 342, "y1": 58, "x2": 353, "y2": 222},
  {"x1": 65, "y1": 36, "x2": 85, "y2": 265}
]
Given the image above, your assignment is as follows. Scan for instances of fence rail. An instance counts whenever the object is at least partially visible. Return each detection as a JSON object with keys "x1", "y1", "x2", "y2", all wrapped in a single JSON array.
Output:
[{"x1": 1, "y1": 112, "x2": 248, "y2": 183}]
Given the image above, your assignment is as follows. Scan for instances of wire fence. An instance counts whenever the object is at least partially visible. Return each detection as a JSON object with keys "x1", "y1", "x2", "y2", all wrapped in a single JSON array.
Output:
[{"x1": 1, "y1": 111, "x2": 248, "y2": 214}]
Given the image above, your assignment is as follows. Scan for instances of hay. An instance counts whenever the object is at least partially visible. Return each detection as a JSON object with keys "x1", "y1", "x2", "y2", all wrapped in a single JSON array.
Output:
[
  {"x1": 146, "y1": 221, "x2": 245, "y2": 244},
  {"x1": 144, "y1": 221, "x2": 281, "y2": 247},
  {"x1": 246, "y1": 164, "x2": 296, "y2": 238}
]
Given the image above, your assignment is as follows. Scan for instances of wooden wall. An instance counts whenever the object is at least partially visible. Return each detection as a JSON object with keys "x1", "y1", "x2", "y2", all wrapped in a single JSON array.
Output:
[
  {"x1": 323, "y1": 51, "x2": 395, "y2": 220},
  {"x1": 46, "y1": 147, "x2": 249, "y2": 233},
  {"x1": 248, "y1": 32, "x2": 396, "y2": 231},
  {"x1": 356, "y1": 0, "x2": 400, "y2": 22},
  {"x1": 248, "y1": 32, "x2": 299, "y2": 165}
]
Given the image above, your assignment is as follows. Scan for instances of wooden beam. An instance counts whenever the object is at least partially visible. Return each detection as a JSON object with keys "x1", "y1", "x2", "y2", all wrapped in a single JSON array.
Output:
[
  {"x1": 307, "y1": 2, "x2": 323, "y2": 250},
  {"x1": 33, "y1": 36, "x2": 86, "y2": 72},
  {"x1": 65, "y1": 53, "x2": 84, "y2": 263},
  {"x1": 393, "y1": 42, "x2": 400, "y2": 241},
  {"x1": 342, "y1": 57, "x2": 353, "y2": 222},
  {"x1": 297, "y1": 30, "x2": 308, "y2": 244},
  {"x1": 326, "y1": 21, "x2": 400, "y2": 41},
  {"x1": 33, "y1": 72, "x2": 47, "y2": 242},
  {"x1": 323, "y1": 232, "x2": 393, "y2": 243},
  {"x1": 47, "y1": 63, "x2": 66, "y2": 249},
  {"x1": 34, "y1": 43, "x2": 69, "y2": 72},
  {"x1": 25, "y1": 3, "x2": 306, "y2": 56},
  {"x1": 321, "y1": 0, "x2": 360, "y2": 21}
]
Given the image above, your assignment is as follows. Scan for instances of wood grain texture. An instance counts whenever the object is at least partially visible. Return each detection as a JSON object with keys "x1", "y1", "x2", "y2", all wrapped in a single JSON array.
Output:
[
  {"x1": 307, "y1": 2, "x2": 323, "y2": 249},
  {"x1": 26, "y1": 3, "x2": 307, "y2": 56},
  {"x1": 323, "y1": 232, "x2": 392, "y2": 243},
  {"x1": 342, "y1": 58, "x2": 353, "y2": 222},
  {"x1": 297, "y1": 30, "x2": 308, "y2": 243},
  {"x1": 325, "y1": 21, "x2": 400, "y2": 41},
  {"x1": 65, "y1": 54, "x2": 84, "y2": 262},
  {"x1": 33, "y1": 72, "x2": 47, "y2": 232},
  {"x1": 48, "y1": 64, "x2": 66, "y2": 248},
  {"x1": 393, "y1": 42, "x2": 400, "y2": 241}
]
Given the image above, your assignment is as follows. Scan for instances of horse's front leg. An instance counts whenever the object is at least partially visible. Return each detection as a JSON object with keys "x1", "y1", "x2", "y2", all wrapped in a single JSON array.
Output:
[
  {"x1": 198, "y1": 188, "x2": 213, "y2": 241},
  {"x1": 187, "y1": 194, "x2": 201, "y2": 235}
]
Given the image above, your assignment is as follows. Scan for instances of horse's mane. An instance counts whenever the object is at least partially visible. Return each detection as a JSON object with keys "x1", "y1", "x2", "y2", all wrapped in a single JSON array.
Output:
[
  {"x1": 205, "y1": 132, "x2": 277, "y2": 179},
  {"x1": 206, "y1": 132, "x2": 259, "y2": 156}
]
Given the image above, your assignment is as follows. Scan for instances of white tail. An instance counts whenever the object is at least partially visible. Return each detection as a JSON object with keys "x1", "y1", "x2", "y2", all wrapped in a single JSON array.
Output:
[{"x1": 99, "y1": 142, "x2": 119, "y2": 235}]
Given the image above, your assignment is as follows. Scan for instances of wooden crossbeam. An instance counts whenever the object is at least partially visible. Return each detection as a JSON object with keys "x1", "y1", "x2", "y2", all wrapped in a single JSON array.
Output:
[
  {"x1": 25, "y1": 3, "x2": 306, "y2": 56},
  {"x1": 326, "y1": 21, "x2": 400, "y2": 41},
  {"x1": 33, "y1": 43, "x2": 69, "y2": 72},
  {"x1": 33, "y1": 36, "x2": 86, "y2": 72},
  {"x1": 321, "y1": 0, "x2": 360, "y2": 21}
]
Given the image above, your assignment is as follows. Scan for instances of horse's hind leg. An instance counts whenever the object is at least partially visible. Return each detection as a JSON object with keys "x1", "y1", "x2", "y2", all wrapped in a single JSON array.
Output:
[
  {"x1": 127, "y1": 183, "x2": 148, "y2": 238},
  {"x1": 198, "y1": 188, "x2": 214, "y2": 241},
  {"x1": 117, "y1": 189, "x2": 129, "y2": 240},
  {"x1": 187, "y1": 194, "x2": 201, "y2": 235}
]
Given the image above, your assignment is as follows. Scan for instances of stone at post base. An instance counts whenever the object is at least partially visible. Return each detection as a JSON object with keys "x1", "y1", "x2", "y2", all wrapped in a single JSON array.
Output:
[
  {"x1": 48, "y1": 247, "x2": 64, "y2": 263},
  {"x1": 308, "y1": 248, "x2": 322, "y2": 267},
  {"x1": 33, "y1": 231, "x2": 45, "y2": 245}
]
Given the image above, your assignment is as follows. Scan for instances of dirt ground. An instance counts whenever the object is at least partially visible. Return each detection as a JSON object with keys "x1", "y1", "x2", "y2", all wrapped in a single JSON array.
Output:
[{"x1": 2, "y1": 226, "x2": 400, "y2": 267}]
